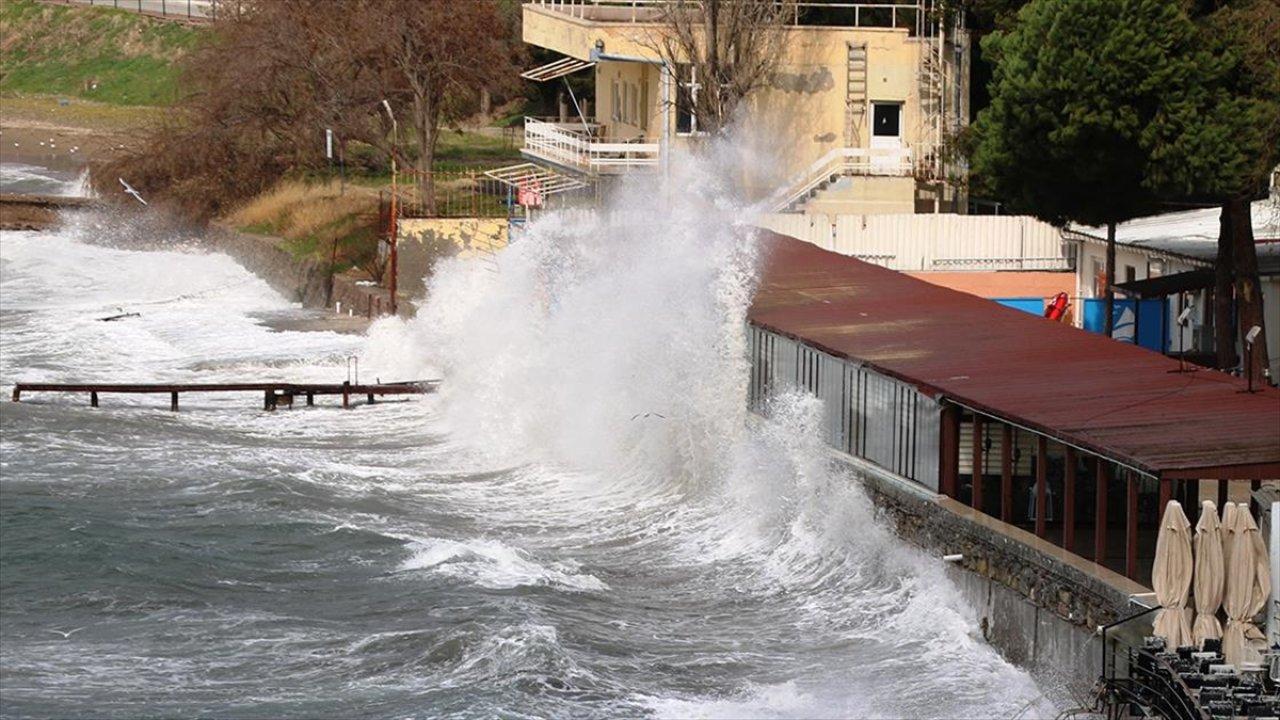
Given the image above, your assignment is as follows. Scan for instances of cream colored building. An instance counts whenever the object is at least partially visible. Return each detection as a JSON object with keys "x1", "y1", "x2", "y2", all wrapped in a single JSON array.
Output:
[{"x1": 518, "y1": 0, "x2": 969, "y2": 214}]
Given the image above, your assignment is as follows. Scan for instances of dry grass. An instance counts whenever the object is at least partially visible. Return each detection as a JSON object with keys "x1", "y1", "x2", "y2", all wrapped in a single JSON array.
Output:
[{"x1": 227, "y1": 180, "x2": 377, "y2": 240}]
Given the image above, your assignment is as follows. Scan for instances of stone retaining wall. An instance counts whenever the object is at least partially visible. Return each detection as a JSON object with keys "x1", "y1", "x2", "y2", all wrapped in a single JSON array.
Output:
[
  {"x1": 205, "y1": 224, "x2": 402, "y2": 319},
  {"x1": 828, "y1": 447, "x2": 1151, "y2": 699}
]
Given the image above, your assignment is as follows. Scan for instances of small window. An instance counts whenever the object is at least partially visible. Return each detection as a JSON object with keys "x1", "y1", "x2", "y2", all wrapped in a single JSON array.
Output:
[
  {"x1": 872, "y1": 103, "x2": 901, "y2": 138},
  {"x1": 640, "y1": 79, "x2": 649, "y2": 131},
  {"x1": 1125, "y1": 265, "x2": 1137, "y2": 283},
  {"x1": 675, "y1": 64, "x2": 700, "y2": 135}
]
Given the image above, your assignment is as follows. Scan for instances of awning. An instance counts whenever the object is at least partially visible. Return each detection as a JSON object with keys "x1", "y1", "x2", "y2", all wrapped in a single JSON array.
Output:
[
  {"x1": 521, "y1": 57, "x2": 595, "y2": 82},
  {"x1": 1115, "y1": 269, "x2": 1214, "y2": 298},
  {"x1": 484, "y1": 163, "x2": 587, "y2": 196}
]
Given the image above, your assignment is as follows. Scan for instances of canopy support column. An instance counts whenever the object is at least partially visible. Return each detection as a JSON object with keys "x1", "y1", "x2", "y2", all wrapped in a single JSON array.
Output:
[
  {"x1": 1001, "y1": 424, "x2": 1013, "y2": 522},
  {"x1": 1035, "y1": 436, "x2": 1047, "y2": 539},
  {"x1": 1094, "y1": 460, "x2": 1109, "y2": 566},
  {"x1": 1064, "y1": 448, "x2": 1077, "y2": 552},
  {"x1": 971, "y1": 415, "x2": 984, "y2": 512}
]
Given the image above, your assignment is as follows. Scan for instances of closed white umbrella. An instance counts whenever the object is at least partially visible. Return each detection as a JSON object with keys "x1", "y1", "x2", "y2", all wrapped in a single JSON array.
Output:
[
  {"x1": 1223, "y1": 506, "x2": 1269, "y2": 666},
  {"x1": 1222, "y1": 502, "x2": 1241, "y2": 567},
  {"x1": 1192, "y1": 500, "x2": 1225, "y2": 646},
  {"x1": 1152, "y1": 500, "x2": 1194, "y2": 649},
  {"x1": 1244, "y1": 510, "x2": 1271, "y2": 661}
]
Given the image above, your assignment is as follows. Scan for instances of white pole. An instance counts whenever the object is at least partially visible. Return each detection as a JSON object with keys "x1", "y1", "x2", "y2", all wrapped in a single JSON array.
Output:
[{"x1": 1270, "y1": 500, "x2": 1279, "y2": 645}]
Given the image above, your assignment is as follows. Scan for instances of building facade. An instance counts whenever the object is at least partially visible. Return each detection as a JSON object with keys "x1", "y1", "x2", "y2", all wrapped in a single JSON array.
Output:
[{"x1": 519, "y1": 0, "x2": 969, "y2": 214}]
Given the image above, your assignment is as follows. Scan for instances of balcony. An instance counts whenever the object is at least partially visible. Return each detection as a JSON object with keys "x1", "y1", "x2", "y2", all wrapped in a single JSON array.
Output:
[{"x1": 522, "y1": 117, "x2": 660, "y2": 175}]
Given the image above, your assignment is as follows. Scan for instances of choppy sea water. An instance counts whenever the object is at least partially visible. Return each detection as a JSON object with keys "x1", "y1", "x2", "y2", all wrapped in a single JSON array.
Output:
[{"x1": 0, "y1": 162, "x2": 1057, "y2": 718}]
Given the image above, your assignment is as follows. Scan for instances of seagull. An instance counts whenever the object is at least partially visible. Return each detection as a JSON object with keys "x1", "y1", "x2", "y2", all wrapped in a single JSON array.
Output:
[
  {"x1": 47, "y1": 627, "x2": 86, "y2": 639},
  {"x1": 118, "y1": 178, "x2": 147, "y2": 206}
]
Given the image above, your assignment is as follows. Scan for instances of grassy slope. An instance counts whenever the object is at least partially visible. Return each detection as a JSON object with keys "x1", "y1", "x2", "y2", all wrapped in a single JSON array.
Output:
[{"x1": 0, "y1": 0, "x2": 201, "y2": 106}]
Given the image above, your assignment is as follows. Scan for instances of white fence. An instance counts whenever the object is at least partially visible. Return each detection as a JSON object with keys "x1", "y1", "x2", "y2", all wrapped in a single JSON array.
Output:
[
  {"x1": 757, "y1": 213, "x2": 1073, "y2": 272},
  {"x1": 523, "y1": 118, "x2": 659, "y2": 174}
]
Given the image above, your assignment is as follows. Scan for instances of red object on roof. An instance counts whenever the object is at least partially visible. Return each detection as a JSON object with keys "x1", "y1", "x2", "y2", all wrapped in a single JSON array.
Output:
[{"x1": 748, "y1": 231, "x2": 1280, "y2": 480}]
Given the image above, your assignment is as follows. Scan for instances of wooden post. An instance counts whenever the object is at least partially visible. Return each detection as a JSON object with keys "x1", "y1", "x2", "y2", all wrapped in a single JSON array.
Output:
[
  {"x1": 971, "y1": 414, "x2": 984, "y2": 512},
  {"x1": 11, "y1": 387, "x2": 20, "y2": 402},
  {"x1": 1035, "y1": 436, "x2": 1047, "y2": 539},
  {"x1": 90, "y1": 391, "x2": 98, "y2": 408},
  {"x1": 1218, "y1": 479, "x2": 1229, "y2": 510},
  {"x1": 170, "y1": 391, "x2": 179, "y2": 412},
  {"x1": 1187, "y1": 479, "x2": 1199, "y2": 508},
  {"x1": 367, "y1": 393, "x2": 375, "y2": 404},
  {"x1": 939, "y1": 405, "x2": 960, "y2": 499},
  {"x1": 1252, "y1": 479, "x2": 1262, "y2": 492},
  {"x1": 1000, "y1": 424, "x2": 1013, "y2": 523},
  {"x1": 1126, "y1": 473, "x2": 1139, "y2": 580},
  {"x1": 342, "y1": 385, "x2": 350, "y2": 409},
  {"x1": 306, "y1": 392, "x2": 314, "y2": 406},
  {"x1": 264, "y1": 390, "x2": 273, "y2": 411},
  {"x1": 1095, "y1": 460, "x2": 1109, "y2": 566},
  {"x1": 1158, "y1": 479, "x2": 1173, "y2": 517},
  {"x1": 1064, "y1": 447, "x2": 1077, "y2": 553}
]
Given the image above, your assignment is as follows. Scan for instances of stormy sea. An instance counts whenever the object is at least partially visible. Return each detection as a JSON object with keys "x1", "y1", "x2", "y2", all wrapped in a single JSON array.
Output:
[{"x1": 0, "y1": 160, "x2": 1057, "y2": 718}]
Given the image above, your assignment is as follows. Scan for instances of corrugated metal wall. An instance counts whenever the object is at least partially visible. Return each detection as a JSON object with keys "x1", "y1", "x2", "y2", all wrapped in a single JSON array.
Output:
[
  {"x1": 748, "y1": 325, "x2": 941, "y2": 490},
  {"x1": 757, "y1": 213, "x2": 1073, "y2": 272}
]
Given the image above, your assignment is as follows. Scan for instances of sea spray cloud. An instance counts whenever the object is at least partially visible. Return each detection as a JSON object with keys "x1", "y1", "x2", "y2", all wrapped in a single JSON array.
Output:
[
  {"x1": 366, "y1": 149, "x2": 765, "y2": 485},
  {"x1": 360, "y1": 142, "x2": 1059, "y2": 717}
]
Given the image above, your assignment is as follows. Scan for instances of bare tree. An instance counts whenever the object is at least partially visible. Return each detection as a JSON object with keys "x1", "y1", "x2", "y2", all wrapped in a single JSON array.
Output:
[
  {"x1": 648, "y1": 0, "x2": 791, "y2": 138},
  {"x1": 362, "y1": 0, "x2": 519, "y2": 212}
]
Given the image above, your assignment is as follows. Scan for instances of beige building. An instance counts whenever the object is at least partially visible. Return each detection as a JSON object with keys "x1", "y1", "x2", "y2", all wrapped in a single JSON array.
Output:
[{"x1": 517, "y1": 0, "x2": 970, "y2": 214}]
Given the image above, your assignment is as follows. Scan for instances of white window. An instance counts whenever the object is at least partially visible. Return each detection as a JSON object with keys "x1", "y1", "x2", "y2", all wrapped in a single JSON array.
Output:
[{"x1": 675, "y1": 64, "x2": 702, "y2": 135}]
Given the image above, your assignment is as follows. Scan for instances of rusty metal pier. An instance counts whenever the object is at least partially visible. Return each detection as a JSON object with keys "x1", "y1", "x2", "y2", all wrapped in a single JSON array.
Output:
[{"x1": 10, "y1": 381, "x2": 437, "y2": 411}]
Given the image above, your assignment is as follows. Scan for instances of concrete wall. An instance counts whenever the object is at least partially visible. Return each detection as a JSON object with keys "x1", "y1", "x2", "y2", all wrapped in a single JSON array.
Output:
[
  {"x1": 397, "y1": 218, "x2": 509, "y2": 296},
  {"x1": 525, "y1": 4, "x2": 967, "y2": 212},
  {"x1": 206, "y1": 225, "x2": 399, "y2": 319},
  {"x1": 839, "y1": 449, "x2": 1150, "y2": 701}
]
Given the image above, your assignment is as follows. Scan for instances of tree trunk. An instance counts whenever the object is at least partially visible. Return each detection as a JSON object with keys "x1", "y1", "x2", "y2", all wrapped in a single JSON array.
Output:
[
  {"x1": 1103, "y1": 221, "x2": 1116, "y2": 337},
  {"x1": 1228, "y1": 196, "x2": 1270, "y2": 384},
  {"x1": 1215, "y1": 203, "x2": 1236, "y2": 370},
  {"x1": 413, "y1": 91, "x2": 437, "y2": 214}
]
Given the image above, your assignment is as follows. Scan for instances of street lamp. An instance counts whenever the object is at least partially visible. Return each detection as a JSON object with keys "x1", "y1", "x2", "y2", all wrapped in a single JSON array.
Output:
[
  {"x1": 381, "y1": 100, "x2": 398, "y2": 316},
  {"x1": 1244, "y1": 325, "x2": 1262, "y2": 393}
]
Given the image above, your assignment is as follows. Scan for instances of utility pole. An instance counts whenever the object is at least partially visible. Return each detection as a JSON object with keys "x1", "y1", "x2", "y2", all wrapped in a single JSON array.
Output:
[{"x1": 382, "y1": 101, "x2": 399, "y2": 316}]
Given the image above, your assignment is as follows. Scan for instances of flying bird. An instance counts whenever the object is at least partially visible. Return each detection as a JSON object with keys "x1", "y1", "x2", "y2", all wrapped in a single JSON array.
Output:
[
  {"x1": 47, "y1": 627, "x2": 86, "y2": 639},
  {"x1": 118, "y1": 178, "x2": 147, "y2": 206}
]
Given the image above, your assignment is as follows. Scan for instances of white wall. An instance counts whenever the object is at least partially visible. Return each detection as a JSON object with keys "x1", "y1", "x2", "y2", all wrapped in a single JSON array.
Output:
[{"x1": 757, "y1": 213, "x2": 1070, "y2": 271}]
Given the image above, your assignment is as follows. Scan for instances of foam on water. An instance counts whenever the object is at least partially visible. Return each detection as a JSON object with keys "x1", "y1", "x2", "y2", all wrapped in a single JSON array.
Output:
[{"x1": 0, "y1": 158, "x2": 1060, "y2": 717}]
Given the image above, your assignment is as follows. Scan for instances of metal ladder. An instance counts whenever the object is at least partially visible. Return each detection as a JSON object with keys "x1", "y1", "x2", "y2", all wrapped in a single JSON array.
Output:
[{"x1": 845, "y1": 42, "x2": 868, "y2": 147}]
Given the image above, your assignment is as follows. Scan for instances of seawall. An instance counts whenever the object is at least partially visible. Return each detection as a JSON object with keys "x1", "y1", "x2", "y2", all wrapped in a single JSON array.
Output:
[
  {"x1": 830, "y1": 447, "x2": 1150, "y2": 701},
  {"x1": 204, "y1": 224, "x2": 401, "y2": 321}
]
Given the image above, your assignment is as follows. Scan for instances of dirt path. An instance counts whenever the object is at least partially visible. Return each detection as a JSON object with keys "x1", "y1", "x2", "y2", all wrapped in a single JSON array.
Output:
[{"x1": 0, "y1": 94, "x2": 161, "y2": 167}]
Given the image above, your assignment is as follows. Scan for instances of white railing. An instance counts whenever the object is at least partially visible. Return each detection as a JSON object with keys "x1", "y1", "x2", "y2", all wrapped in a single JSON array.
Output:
[
  {"x1": 523, "y1": 117, "x2": 659, "y2": 173},
  {"x1": 769, "y1": 146, "x2": 914, "y2": 212},
  {"x1": 527, "y1": 0, "x2": 931, "y2": 33}
]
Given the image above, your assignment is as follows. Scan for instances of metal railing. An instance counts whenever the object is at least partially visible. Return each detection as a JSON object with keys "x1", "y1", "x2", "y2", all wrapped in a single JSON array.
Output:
[
  {"x1": 769, "y1": 146, "x2": 914, "y2": 211},
  {"x1": 395, "y1": 170, "x2": 522, "y2": 220},
  {"x1": 54, "y1": 0, "x2": 215, "y2": 21},
  {"x1": 522, "y1": 117, "x2": 659, "y2": 174},
  {"x1": 526, "y1": 0, "x2": 932, "y2": 34}
]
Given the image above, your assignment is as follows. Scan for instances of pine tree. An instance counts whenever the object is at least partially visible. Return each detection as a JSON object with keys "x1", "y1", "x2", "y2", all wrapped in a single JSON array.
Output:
[{"x1": 969, "y1": 0, "x2": 1213, "y2": 335}]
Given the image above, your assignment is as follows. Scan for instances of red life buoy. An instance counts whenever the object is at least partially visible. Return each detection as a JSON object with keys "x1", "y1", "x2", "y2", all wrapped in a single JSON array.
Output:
[{"x1": 1044, "y1": 292, "x2": 1070, "y2": 321}]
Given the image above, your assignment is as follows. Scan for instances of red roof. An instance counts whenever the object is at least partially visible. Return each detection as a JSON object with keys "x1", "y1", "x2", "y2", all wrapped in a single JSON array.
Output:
[{"x1": 749, "y1": 232, "x2": 1280, "y2": 480}]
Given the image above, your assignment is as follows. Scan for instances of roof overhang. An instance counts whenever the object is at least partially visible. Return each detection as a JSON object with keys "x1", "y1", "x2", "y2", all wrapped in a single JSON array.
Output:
[
  {"x1": 1114, "y1": 269, "x2": 1215, "y2": 298},
  {"x1": 521, "y1": 56, "x2": 595, "y2": 82},
  {"x1": 483, "y1": 163, "x2": 587, "y2": 196}
]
